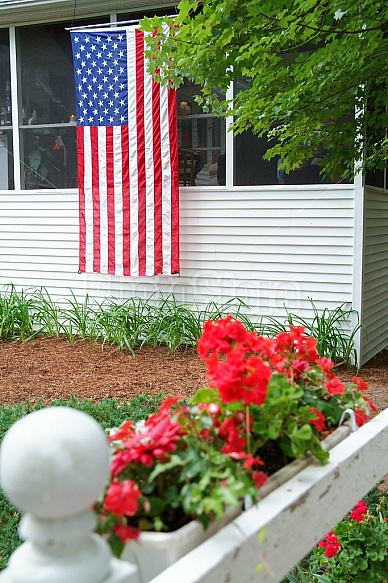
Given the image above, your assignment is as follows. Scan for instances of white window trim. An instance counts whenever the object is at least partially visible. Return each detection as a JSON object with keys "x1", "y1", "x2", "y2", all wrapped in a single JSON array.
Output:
[{"x1": 9, "y1": 25, "x2": 21, "y2": 190}]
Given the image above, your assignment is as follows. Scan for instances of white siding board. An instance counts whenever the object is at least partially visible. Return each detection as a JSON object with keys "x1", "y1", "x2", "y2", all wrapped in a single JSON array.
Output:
[
  {"x1": 181, "y1": 209, "x2": 354, "y2": 220},
  {"x1": 181, "y1": 186, "x2": 354, "y2": 200},
  {"x1": 361, "y1": 186, "x2": 388, "y2": 364},
  {"x1": 0, "y1": 241, "x2": 78, "y2": 251},
  {"x1": 181, "y1": 259, "x2": 353, "y2": 275},
  {"x1": 181, "y1": 224, "x2": 353, "y2": 237},
  {"x1": 180, "y1": 246, "x2": 354, "y2": 257},
  {"x1": 363, "y1": 295, "x2": 388, "y2": 322},
  {"x1": 363, "y1": 265, "x2": 388, "y2": 284},
  {"x1": 364, "y1": 249, "x2": 388, "y2": 263}
]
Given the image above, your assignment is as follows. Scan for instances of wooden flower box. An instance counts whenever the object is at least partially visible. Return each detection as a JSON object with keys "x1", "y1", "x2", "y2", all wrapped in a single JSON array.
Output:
[{"x1": 138, "y1": 407, "x2": 388, "y2": 583}]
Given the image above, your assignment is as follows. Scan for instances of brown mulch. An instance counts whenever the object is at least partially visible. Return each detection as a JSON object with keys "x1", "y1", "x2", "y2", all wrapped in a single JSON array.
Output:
[
  {"x1": 0, "y1": 337, "x2": 206, "y2": 406},
  {"x1": 0, "y1": 336, "x2": 387, "y2": 412}
]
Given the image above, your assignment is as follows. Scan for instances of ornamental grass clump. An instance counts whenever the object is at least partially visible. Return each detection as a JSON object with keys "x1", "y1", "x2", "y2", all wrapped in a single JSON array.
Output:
[{"x1": 96, "y1": 316, "x2": 377, "y2": 557}]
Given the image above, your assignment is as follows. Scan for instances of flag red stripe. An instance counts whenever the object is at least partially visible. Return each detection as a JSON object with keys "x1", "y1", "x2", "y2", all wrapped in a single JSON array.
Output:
[
  {"x1": 136, "y1": 29, "x2": 146, "y2": 276},
  {"x1": 105, "y1": 126, "x2": 116, "y2": 275},
  {"x1": 168, "y1": 87, "x2": 180, "y2": 274},
  {"x1": 90, "y1": 126, "x2": 101, "y2": 273},
  {"x1": 121, "y1": 125, "x2": 131, "y2": 276},
  {"x1": 152, "y1": 79, "x2": 163, "y2": 275},
  {"x1": 77, "y1": 126, "x2": 86, "y2": 273}
]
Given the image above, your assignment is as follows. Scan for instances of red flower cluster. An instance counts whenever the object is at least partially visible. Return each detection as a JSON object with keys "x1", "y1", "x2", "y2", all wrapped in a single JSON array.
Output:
[
  {"x1": 198, "y1": 316, "x2": 376, "y2": 428},
  {"x1": 350, "y1": 500, "x2": 368, "y2": 522},
  {"x1": 211, "y1": 351, "x2": 271, "y2": 405},
  {"x1": 318, "y1": 530, "x2": 341, "y2": 558},
  {"x1": 197, "y1": 316, "x2": 260, "y2": 359},
  {"x1": 110, "y1": 408, "x2": 185, "y2": 476},
  {"x1": 104, "y1": 479, "x2": 141, "y2": 517},
  {"x1": 198, "y1": 316, "x2": 272, "y2": 406},
  {"x1": 270, "y1": 325, "x2": 319, "y2": 378},
  {"x1": 98, "y1": 317, "x2": 377, "y2": 551}
]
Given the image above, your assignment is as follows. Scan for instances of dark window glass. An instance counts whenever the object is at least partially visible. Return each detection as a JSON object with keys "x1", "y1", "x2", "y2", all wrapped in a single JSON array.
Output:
[
  {"x1": 233, "y1": 77, "x2": 351, "y2": 186},
  {"x1": 19, "y1": 18, "x2": 106, "y2": 188},
  {"x1": 366, "y1": 168, "x2": 385, "y2": 188},
  {"x1": 177, "y1": 80, "x2": 226, "y2": 186},
  {"x1": 0, "y1": 28, "x2": 13, "y2": 189},
  {"x1": 23, "y1": 126, "x2": 77, "y2": 189},
  {"x1": 19, "y1": 23, "x2": 77, "y2": 125}
]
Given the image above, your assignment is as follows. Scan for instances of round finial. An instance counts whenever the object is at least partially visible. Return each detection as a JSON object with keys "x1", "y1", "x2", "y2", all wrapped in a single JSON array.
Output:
[{"x1": 0, "y1": 407, "x2": 109, "y2": 518}]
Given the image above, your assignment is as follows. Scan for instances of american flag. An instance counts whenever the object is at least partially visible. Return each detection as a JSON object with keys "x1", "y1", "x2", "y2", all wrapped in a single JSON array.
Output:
[{"x1": 70, "y1": 27, "x2": 179, "y2": 276}]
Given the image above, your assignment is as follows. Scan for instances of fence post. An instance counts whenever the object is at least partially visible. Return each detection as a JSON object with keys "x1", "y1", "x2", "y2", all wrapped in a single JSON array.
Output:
[{"x1": 0, "y1": 406, "x2": 139, "y2": 583}]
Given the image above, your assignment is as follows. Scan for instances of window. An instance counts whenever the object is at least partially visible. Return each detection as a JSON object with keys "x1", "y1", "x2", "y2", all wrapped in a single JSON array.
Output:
[
  {"x1": 177, "y1": 80, "x2": 226, "y2": 186},
  {"x1": 233, "y1": 77, "x2": 349, "y2": 186},
  {"x1": 18, "y1": 20, "x2": 106, "y2": 189},
  {"x1": 0, "y1": 28, "x2": 13, "y2": 189}
]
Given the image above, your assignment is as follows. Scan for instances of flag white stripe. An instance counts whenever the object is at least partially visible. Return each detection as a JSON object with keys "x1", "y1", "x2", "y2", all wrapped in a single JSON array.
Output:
[
  {"x1": 143, "y1": 49, "x2": 155, "y2": 276},
  {"x1": 160, "y1": 85, "x2": 172, "y2": 273},
  {"x1": 127, "y1": 30, "x2": 139, "y2": 276},
  {"x1": 113, "y1": 126, "x2": 124, "y2": 276},
  {"x1": 83, "y1": 126, "x2": 94, "y2": 273},
  {"x1": 98, "y1": 127, "x2": 108, "y2": 274}
]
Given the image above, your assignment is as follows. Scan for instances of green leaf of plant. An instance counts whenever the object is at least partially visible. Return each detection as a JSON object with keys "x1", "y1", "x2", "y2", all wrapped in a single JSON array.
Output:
[
  {"x1": 258, "y1": 526, "x2": 267, "y2": 543},
  {"x1": 106, "y1": 534, "x2": 125, "y2": 558},
  {"x1": 191, "y1": 388, "x2": 220, "y2": 404},
  {"x1": 313, "y1": 575, "x2": 332, "y2": 583},
  {"x1": 28, "y1": 149, "x2": 42, "y2": 172}
]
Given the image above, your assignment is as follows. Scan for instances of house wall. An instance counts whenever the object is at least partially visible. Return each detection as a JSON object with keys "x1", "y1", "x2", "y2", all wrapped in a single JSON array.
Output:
[
  {"x1": 0, "y1": 0, "x2": 373, "y2": 364},
  {"x1": 0, "y1": 184, "x2": 356, "y2": 326},
  {"x1": 361, "y1": 186, "x2": 388, "y2": 364}
]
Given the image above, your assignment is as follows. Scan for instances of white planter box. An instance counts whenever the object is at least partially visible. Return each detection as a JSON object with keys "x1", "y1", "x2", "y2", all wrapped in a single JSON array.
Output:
[
  {"x1": 129, "y1": 408, "x2": 388, "y2": 583},
  {"x1": 120, "y1": 424, "x2": 353, "y2": 583},
  {"x1": 121, "y1": 507, "x2": 241, "y2": 583}
]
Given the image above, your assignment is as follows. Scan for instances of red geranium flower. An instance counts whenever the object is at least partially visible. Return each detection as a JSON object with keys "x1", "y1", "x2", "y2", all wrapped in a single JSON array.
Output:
[
  {"x1": 110, "y1": 413, "x2": 185, "y2": 476},
  {"x1": 113, "y1": 523, "x2": 140, "y2": 541},
  {"x1": 362, "y1": 394, "x2": 378, "y2": 413},
  {"x1": 108, "y1": 420, "x2": 134, "y2": 443},
  {"x1": 315, "y1": 356, "x2": 335, "y2": 373},
  {"x1": 308, "y1": 407, "x2": 326, "y2": 432},
  {"x1": 219, "y1": 417, "x2": 247, "y2": 454},
  {"x1": 352, "y1": 376, "x2": 368, "y2": 392},
  {"x1": 211, "y1": 351, "x2": 271, "y2": 406},
  {"x1": 324, "y1": 377, "x2": 346, "y2": 395},
  {"x1": 252, "y1": 470, "x2": 268, "y2": 489},
  {"x1": 350, "y1": 500, "x2": 368, "y2": 522},
  {"x1": 355, "y1": 408, "x2": 369, "y2": 427},
  {"x1": 104, "y1": 479, "x2": 141, "y2": 517},
  {"x1": 318, "y1": 530, "x2": 341, "y2": 558}
]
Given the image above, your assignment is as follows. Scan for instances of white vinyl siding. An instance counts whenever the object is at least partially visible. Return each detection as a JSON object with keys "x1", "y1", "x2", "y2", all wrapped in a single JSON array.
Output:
[
  {"x1": 361, "y1": 186, "x2": 388, "y2": 364},
  {"x1": 0, "y1": 185, "x2": 355, "y2": 324}
]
